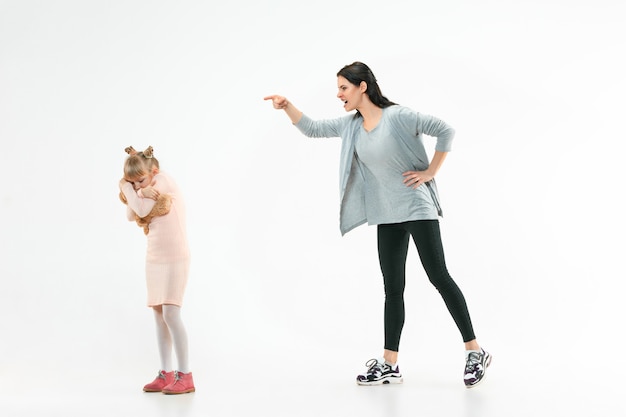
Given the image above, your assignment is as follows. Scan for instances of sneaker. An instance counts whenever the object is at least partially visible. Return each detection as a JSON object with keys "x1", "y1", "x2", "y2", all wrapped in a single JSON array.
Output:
[
  {"x1": 356, "y1": 358, "x2": 403, "y2": 385},
  {"x1": 143, "y1": 370, "x2": 174, "y2": 392},
  {"x1": 464, "y1": 348, "x2": 492, "y2": 388},
  {"x1": 162, "y1": 371, "x2": 196, "y2": 394}
]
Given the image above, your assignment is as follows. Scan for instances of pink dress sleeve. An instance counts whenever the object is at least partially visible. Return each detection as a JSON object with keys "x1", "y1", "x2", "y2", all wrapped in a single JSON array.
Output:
[
  {"x1": 126, "y1": 206, "x2": 135, "y2": 221},
  {"x1": 121, "y1": 182, "x2": 156, "y2": 218}
]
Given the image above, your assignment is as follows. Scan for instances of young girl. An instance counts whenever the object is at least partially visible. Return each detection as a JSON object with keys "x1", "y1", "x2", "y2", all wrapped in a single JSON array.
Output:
[{"x1": 119, "y1": 146, "x2": 195, "y2": 395}]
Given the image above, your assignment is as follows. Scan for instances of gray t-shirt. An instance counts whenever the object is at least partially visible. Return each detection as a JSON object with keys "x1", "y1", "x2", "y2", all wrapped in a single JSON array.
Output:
[{"x1": 354, "y1": 114, "x2": 438, "y2": 225}]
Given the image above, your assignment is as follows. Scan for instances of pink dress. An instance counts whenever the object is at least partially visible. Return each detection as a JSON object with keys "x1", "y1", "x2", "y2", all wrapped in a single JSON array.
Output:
[{"x1": 121, "y1": 172, "x2": 190, "y2": 307}]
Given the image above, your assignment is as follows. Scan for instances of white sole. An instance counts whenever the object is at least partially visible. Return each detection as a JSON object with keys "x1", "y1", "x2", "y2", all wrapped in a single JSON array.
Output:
[{"x1": 356, "y1": 377, "x2": 404, "y2": 386}]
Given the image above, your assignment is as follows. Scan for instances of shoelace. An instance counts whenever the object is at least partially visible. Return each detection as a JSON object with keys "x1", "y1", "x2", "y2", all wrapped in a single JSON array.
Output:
[
  {"x1": 173, "y1": 371, "x2": 181, "y2": 382},
  {"x1": 465, "y1": 352, "x2": 482, "y2": 372},
  {"x1": 364, "y1": 359, "x2": 387, "y2": 376}
]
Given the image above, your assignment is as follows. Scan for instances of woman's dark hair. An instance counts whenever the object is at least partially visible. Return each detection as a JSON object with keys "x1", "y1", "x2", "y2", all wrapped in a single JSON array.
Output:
[{"x1": 337, "y1": 61, "x2": 396, "y2": 117}]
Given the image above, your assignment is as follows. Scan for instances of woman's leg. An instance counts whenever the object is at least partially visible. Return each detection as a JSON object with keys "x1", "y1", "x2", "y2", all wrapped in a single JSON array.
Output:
[
  {"x1": 409, "y1": 220, "x2": 492, "y2": 388},
  {"x1": 377, "y1": 223, "x2": 411, "y2": 361},
  {"x1": 356, "y1": 224, "x2": 408, "y2": 385},
  {"x1": 161, "y1": 304, "x2": 189, "y2": 373},
  {"x1": 407, "y1": 220, "x2": 476, "y2": 343}
]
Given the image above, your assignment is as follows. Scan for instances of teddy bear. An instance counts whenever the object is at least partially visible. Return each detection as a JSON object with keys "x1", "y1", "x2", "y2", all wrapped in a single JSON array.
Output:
[{"x1": 119, "y1": 190, "x2": 172, "y2": 235}]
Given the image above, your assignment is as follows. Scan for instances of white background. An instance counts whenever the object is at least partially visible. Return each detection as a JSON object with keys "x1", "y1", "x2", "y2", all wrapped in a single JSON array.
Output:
[{"x1": 1, "y1": 0, "x2": 624, "y2": 416}]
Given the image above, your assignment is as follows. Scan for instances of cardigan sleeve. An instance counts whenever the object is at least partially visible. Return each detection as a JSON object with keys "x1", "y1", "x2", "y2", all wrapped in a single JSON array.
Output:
[
  {"x1": 295, "y1": 113, "x2": 344, "y2": 138},
  {"x1": 415, "y1": 112, "x2": 455, "y2": 152}
]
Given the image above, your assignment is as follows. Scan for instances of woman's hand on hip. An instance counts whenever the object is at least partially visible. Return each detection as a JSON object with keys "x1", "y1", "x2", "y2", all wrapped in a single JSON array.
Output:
[{"x1": 402, "y1": 170, "x2": 434, "y2": 189}]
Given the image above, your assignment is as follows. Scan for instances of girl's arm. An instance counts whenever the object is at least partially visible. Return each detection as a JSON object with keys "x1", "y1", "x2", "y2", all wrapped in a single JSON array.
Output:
[
  {"x1": 126, "y1": 205, "x2": 136, "y2": 221},
  {"x1": 120, "y1": 181, "x2": 156, "y2": 218},
  {"x1": 139, "y1": 185, "x2": 160, "y2": 200}
]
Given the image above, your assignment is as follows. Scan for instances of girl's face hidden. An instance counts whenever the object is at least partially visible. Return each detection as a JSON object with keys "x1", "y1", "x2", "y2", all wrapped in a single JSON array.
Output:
[
  {"x1": 336, "y1": 76, "x2": 365, "y2": 112},
  {"x1": 130, "y1": 173, "x2": 154, "y2": 190}
]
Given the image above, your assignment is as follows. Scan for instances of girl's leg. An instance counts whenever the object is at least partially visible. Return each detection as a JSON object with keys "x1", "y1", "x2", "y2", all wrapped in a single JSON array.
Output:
[
  {"x1": 407, "y1": 220, "x2": 476, "y2": 343},
  {"x1": 153, "y1": 305, "x2": 173, "y2": 371},
  {"x1": 161, "y1": 304, "x2": 190, "y2": 373},
  {"x1": 377, "y1": 223, "x2": 411, "y2": 361}
]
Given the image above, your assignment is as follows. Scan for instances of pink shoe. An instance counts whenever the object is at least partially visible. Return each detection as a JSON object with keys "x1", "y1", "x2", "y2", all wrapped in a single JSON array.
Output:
[
  {"x1": 143, "y1": 370, "x2": 174, "y2": 392},
  {"x1": 162, "y1": 371, "x2": 195, "y2": 395}
]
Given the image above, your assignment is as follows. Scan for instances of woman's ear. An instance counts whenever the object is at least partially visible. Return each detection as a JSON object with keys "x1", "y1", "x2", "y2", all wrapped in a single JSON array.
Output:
[{"x1": 360, "y1": 81, "x2": 368, "y2": 93}]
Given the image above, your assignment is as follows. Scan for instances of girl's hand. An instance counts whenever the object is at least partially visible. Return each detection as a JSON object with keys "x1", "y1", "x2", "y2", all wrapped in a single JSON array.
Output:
[
  {"x1": 264, "y1": 95, "x2": 289, "y2": 109},
  {"x1": 141, "y1": 186, "x2": 160, "y2": 200},
  {"x1": 402, "y1": 170, "x2": 434, "y2": 189}
]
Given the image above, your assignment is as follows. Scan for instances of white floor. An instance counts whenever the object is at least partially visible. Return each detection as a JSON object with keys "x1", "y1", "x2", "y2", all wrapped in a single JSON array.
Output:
[
  {"x1": 2, "y1": 221, "x2": 625, "y2": 417},
  {"x1": 2, "y1": 340, "x2": 623, "y2": 417}
]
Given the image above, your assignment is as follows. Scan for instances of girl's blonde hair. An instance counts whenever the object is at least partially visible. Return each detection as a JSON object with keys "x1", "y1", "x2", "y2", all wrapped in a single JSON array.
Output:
[{"x1": 123, "y1": 146, "x2": 160, "y2": 180}]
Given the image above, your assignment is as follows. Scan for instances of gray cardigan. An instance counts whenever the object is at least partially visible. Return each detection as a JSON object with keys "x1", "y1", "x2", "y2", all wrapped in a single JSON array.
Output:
[{"x1": 295, "y1": 105, "x2": 455, "y2": 235}]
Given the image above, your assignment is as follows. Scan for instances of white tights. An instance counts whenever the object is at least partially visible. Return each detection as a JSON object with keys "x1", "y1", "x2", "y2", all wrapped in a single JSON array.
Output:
[{"x1": 153, "y1": 304, "x2": 189, "y2": 373}]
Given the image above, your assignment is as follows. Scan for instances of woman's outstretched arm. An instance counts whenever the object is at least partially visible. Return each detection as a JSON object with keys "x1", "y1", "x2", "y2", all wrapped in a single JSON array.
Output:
[{"x1": 264, "y1": 95, "x2": 303, "y2": 124}]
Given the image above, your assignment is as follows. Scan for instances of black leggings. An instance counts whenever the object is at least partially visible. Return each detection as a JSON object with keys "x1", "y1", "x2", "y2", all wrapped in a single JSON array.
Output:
[{"x1": 377, "y1": 220, "x2": 476, "y2": 352}]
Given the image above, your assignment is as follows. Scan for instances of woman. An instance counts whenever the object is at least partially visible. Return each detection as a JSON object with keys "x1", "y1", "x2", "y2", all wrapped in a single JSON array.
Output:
[{"x1": 264, "y1": 62, "x2": 490, "y2": 388}]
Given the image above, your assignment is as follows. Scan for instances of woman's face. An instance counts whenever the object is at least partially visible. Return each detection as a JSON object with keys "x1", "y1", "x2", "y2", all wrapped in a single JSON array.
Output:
[{"x1": 337, "y1": 76, "x2": 364, "y2": 112}]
